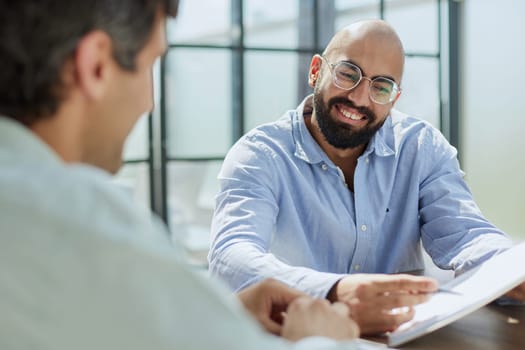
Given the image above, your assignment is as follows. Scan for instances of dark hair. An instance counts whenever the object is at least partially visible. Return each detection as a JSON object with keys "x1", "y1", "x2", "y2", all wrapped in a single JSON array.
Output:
[{"x1": 0, "y1": 0, "x2": 179, "y2": 125}]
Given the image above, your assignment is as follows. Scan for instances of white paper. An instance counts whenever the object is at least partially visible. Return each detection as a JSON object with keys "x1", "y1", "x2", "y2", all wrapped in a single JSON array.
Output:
[{"x1": 388, "y1": 241, "x2": 525, "y2": 347}]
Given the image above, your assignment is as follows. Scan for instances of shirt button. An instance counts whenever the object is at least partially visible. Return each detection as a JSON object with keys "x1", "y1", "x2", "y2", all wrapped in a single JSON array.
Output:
[
  {"x1": 365, "y1": 157, "x2": 369, "y2": 164},
  {"x1": 361, "y1": 224, "x2": 367, "y2": 232},
  {"x1": 321, "y1": 164, "x2": 328, "y2": 171},
  {"x1": 354, "y1": 264, "x2": 360, "y2": 271}
]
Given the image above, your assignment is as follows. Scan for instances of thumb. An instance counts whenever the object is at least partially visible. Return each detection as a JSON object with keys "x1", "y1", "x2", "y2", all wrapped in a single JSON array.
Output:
[
  {"x1": 331, "y1": 302, "x2": 351, "y2": 317},
  {"x1": 259, "y1": 316, "x2": 283, "y2": 335}
]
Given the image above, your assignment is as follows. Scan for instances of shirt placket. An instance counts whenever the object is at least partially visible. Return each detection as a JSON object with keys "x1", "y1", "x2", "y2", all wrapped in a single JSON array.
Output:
[
  {"x1": 320, "y1": 160, "x2": 358, "y2": 273},
  {"x1": 349, "y1": 154, "x2": 373, "y2": 273}
]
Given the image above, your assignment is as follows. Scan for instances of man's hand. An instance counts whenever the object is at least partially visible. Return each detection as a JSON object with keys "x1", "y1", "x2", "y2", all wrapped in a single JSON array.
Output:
[
  {"x1": 237, "y1": 278, "x2": 306, "y2": 335},
  {"x1": 327, "y1": 274, "x2": 438, "y2": 335},
  {"x1": 282, "y1": 297, "x2": 359, "y2": 341},
  {"x1": 505, "y1": 282, "x2": 525, "y2": 301}
]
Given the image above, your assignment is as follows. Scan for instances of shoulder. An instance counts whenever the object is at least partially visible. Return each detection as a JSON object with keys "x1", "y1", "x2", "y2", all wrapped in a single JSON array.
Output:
[
  {"x1": 1, "y1": 160, "x2": 168, "y2": 246},
  {"x1": 385, "y1": 110, "x2": 459, "y2": 176},
  {"x1": 389, "y1": 109, "x2": 453, "y2": 153},
  {"x1": 244, "y1": 113, "x2": 294, "y2": 148},
  {"x1": 226, "y1": 112, "x2": 296, "y2": 164},
  {"x1": 390, "y1": 109, "x2": 439, "y2": 135}
]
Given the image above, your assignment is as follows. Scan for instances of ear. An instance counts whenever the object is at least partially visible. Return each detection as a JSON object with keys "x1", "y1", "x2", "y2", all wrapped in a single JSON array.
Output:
[
  {"x1": 74, "y1": 30, "x2": 115, "y2": 101},
  {"x1": 308, "y1": 54, "x2": 323, "y2": 88}
]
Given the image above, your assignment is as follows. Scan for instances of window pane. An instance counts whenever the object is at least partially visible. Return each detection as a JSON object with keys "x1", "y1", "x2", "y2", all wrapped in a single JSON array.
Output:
[
  {"x1": 167, "y1": 0, "x2": 231, "y2": 45},
  {"x1": 336, "y1": 0, "x2": 380, "y2": 31},
  {"x1": 167, "y1": 161, "x2": 221, "y2": 265},
  {"x1": 113, "y1": 162, "x2": 150, "y2": 209},
  {"x1": 394, "y1": 57, "x2": 440, "y2": 128},
  {"x1": 244, "y1": 51, "x2": 302, "y2": 131},
  {"x1": 463, "y1": 0, "x2": 525, "y2": 240},
  {"x1": 385, "y1": 0, "x2": 438, "y2": 54},
  {"x1": 165, "y1": 49, "x2": 232, "y2": 158},
  {"x1": 123, "y1": 113, "x2": 149, "y2": 161},
  {"x1": 244, "y1": 0, "x2": 302, "y2": 48},
  {"x1": 123, "y1": 59, "x2": 161, "y2": 162}
]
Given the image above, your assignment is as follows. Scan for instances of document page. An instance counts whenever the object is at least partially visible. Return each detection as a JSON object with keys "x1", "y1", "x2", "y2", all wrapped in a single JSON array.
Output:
[{"x1": 388, "y1": 241, "x2": 525, "y2": 347}]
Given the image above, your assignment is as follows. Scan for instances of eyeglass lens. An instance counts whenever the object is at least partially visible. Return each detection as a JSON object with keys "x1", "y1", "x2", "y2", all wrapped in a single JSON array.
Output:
[{"x1": 333, "y1": 62, "x2": 398, "y2": 104}]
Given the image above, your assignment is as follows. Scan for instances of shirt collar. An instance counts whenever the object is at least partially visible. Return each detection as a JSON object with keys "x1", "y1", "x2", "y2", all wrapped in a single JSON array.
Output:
[
  {"x1": 0, "y1": 116, "x2": 63, "y2": 165},
  {"x1": 292, "y1": 95, "x2": 330, "y2": 165},
  {"x1": 362, "y1": 115, "x2": 396, "y2": 158},
  {"x1": 291, "y1": 95, "x2": 396, "y2": 165}
]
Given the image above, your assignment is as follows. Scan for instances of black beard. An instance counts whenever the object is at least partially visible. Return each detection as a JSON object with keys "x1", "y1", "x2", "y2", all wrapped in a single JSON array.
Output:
[{"x1": 313, "y1": 88, "x2": 384, "y2": 150}]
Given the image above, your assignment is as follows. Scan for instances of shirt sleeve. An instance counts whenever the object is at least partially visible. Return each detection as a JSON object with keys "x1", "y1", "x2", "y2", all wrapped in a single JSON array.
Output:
[
  {"x1": 112, "y1": 252, "x2": 360, "y2": 350},
  {"x1": 417, "y1": 126, "x2": 513, "y2": 275},
  {"x1": 208, "y1": 135, "x2": 344, "y2": 298},
  {"x1": 43, "y1": 233, "x2": 359, "y2": 350}
]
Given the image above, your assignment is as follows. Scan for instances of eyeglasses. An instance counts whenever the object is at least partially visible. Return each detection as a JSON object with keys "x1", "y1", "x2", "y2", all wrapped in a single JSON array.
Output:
[{"x1": 320, "y1": 55, "x2": 401, "y2": 105}]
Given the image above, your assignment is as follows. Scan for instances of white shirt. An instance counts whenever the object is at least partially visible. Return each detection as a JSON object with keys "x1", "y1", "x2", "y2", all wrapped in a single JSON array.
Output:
[{"x1": 0, "y1": 117, "x2": 360, "y2": 350}]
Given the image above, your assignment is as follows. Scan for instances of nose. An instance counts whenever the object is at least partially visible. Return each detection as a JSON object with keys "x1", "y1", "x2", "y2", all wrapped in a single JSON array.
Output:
[{"x1": 347, "y1": 78, "x2": 372, "y2": 107}]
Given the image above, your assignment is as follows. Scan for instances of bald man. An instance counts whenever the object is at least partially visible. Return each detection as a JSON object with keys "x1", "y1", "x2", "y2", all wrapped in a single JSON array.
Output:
[{"x1": 208, "y1": 20, "x2": 525, "y2": 335}]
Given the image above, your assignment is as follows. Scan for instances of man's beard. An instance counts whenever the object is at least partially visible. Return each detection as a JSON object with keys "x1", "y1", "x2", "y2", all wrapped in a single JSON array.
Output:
[{"x1": 313, "y1": 87, "x2": 385, "y2": 150}]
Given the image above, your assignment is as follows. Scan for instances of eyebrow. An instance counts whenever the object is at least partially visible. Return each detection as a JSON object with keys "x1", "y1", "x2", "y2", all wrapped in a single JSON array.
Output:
[{"x1": 340, "y1": 58, "x2": 398, "y2": 83}]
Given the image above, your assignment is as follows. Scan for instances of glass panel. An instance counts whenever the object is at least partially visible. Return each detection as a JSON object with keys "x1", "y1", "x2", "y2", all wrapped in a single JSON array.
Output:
[
  {"x1": 335, "y1": 0, "x2": 380, "y2": 31},
  {"x1": 463, "y1": 0, "x2": 525, "y2": 240},
  {"x1": 167, "y1": 0, "x2": 231, "y2": 45},
  {"x1": 123, "y1": 59, "x2": 161, "y2": 162},
  {"x1": 113, "y1": 162, "x2": 150, "y2": 209},
  {"x1": 384, "y1": 0, "x2": 438, "y2": 54},
  {"x1": 394, "y1": 57, "x2": 439, "y2": 128},
  {"x1": 244, "y1": 51, "x2": 301, "y2": 131},
  {"x1": 167, "y1": 160, "x2": 222, "y2": 265},
  {"x1": 244, "y1": 0, "x2": 301, "y2": 48},
  {"x1": 123, "y1": 113, "x2": 149, "y2": 161},
  {"x1": 165, "y1": 49, "x2": 232, "y2": 158}
]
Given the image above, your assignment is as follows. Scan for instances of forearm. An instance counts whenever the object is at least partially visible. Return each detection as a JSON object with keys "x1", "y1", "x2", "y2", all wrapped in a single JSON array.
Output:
[
  {"x1": 419, "y1": 144, "x2": 513, "y2": 274},
  {"x1": 209, "y1": 242, "x2": 344, "y2": 298}
]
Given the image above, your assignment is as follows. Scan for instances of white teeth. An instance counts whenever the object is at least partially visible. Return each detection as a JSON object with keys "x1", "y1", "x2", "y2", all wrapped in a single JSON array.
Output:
[{"x1": 341, "y1": 109, "x2": 363, "y2": 120}]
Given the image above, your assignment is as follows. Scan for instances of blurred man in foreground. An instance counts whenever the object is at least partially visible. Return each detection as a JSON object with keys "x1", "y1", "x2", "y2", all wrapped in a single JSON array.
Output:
[{"x1": 0, "y1": 1, "x2": 361, "y2": 348}]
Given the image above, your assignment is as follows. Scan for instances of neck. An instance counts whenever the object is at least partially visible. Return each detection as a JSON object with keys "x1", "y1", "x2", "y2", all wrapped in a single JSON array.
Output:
[
  {"x1": 305, "y1": 112, "x2": 367, "y2": 192},
  {"x1": 305, "y1": 112, "x2": 365, "y2": 168},
  {"x1": 29, "y1": 99, "x2": 86, "y2": 164}
]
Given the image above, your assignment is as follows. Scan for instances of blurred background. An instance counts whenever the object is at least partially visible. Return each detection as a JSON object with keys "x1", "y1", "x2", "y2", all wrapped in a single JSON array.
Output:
[{"x1": 114, "y1": 0, "x2": 525, "y2": 265}]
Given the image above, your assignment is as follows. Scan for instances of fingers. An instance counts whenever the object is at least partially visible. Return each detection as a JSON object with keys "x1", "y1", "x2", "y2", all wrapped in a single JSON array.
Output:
[
  {"x1": 237, "y1": 278, "x2": 307, "y2": 336},
  {"x1": 350, "y1": 303, "x2": 415, "y2": 335},
  {"x1": 333, "y1": 274, "x2": 436, "y2": 313},
  {"x1": 355, "y1": 275, "x2": 438, "y2": 298},
  {"x1": 259, "y1": 316, "x2": 283, "y2": 336},
  {"x1": 283, "y1": 297, "x2": 359, "y2": 341},
  {"x1": 288, "y1": 296, "x2": 331, "y2": 311},
  {"x1": 331, "y1": 301, "x2": 351, "y2": 317},
  {"x1": 353, "y1": 289, "x2": 431, "y2": 309},
  {"x1": 385, "y1": 275, "x2": 437, "y2": 293},
  {"x1": 329, "y1": 274, "x2": 437, "y2": 335}
]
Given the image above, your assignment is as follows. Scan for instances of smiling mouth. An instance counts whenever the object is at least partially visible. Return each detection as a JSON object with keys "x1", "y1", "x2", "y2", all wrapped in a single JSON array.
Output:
[
  {"x1": 336, "y1": 105, "x2": 367, "y2": 121},
  {"x1": 341, "y1": 109, "x2": 365, "y2": 120}
]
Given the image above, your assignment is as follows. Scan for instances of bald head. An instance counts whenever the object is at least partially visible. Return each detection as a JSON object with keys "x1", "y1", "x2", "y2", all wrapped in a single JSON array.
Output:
[{"x1": 323, "y1": 19, "x2": 405, "y2": 82}]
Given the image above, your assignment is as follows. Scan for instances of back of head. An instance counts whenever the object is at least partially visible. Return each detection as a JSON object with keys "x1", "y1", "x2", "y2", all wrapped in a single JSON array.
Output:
[{"x1": 0, "y1": 0, "x2": 179, "y2": 125}]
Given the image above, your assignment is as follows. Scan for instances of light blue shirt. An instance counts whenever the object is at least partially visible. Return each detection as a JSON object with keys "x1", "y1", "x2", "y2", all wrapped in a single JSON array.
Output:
[
  {"x1": 209, "y1": 96, "x2": 513, "y2": 298},
  {"x1": 0, "y1": 116, "x2": 358, "y2": 350}
]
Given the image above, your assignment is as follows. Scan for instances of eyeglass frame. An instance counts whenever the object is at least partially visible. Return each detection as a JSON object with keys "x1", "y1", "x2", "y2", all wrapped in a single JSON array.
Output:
[{"x1": 318, "y1": 54, "x2": 401, "y2": 105}]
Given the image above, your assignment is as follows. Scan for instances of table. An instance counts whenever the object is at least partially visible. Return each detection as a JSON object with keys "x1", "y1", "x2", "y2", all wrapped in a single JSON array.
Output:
[{"x1": 369, "y1": 304, "x2": 525, "y2": 349}]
